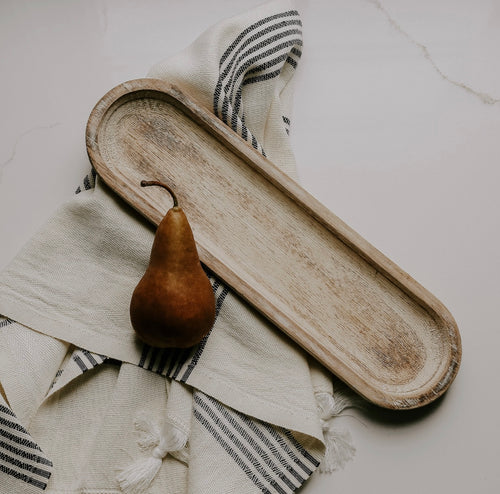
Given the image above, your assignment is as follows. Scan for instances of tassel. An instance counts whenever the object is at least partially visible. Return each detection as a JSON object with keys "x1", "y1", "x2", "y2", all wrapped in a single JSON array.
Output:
[
  {"x1": 116, "y1": 454, "x2": 163, "y2": 494},
  {"x1": 319, "y1": 426, "x2": 356, "y2": 473},
  {"x1": 316, "y1": 390, "x2": 357, "y2": 473},
  {"x1": 134, "y1": 413, "x2": 162, "y2": 450},
  {"x1": 117, "y1": 413, "x2": 188, "y2": 494}
]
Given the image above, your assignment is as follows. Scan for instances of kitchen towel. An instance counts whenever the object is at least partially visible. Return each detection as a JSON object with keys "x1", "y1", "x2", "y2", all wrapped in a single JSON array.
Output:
[{"x1": 0, "y1": 1, "x2": 356, "y2": 492}]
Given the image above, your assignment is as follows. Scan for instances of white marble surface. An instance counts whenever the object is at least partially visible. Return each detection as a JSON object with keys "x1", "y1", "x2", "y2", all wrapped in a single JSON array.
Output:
[{"x1": 1, "y1": 1, "x2": 499, "y2": 492}]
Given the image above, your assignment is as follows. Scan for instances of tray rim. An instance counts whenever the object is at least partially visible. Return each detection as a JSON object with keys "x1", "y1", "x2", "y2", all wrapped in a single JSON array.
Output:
[{"x1": 86, "y1": 78, "x2": 462, "y2": 409}]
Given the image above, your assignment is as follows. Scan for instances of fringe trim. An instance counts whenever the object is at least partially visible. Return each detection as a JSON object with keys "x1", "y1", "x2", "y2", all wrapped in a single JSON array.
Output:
[
  {"x1": 117, "y1": 412, "x2": 188, "y2": 494},
  {"x1": 316, "y1": 387, "x2": 359, "y2": 473}
]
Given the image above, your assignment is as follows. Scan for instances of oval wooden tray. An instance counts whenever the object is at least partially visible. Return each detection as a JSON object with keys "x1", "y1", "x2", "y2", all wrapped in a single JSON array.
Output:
[{"x1": 86, "y1": 78, "x2": 461, "y2": 409}]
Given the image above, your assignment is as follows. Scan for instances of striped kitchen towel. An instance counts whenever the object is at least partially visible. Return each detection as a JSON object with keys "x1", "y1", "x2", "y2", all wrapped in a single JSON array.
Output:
[
  {"x1": 0, "y1": 1, "x2": 356, "y2": 492},
  {"x1": 0, "y1": 393, "x2": 52, "y2": 492}
]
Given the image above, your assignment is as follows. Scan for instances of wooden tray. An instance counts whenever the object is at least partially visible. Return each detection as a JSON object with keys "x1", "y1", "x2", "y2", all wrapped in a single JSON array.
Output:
[{"x1": 86, "y1": 78, "x2": 461, "y2": 410}]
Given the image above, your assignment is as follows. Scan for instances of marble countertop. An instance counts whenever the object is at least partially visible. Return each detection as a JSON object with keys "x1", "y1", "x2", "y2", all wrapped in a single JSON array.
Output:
[{"x1": 1, "y1": 1, "x2": 499, "y2": 492}]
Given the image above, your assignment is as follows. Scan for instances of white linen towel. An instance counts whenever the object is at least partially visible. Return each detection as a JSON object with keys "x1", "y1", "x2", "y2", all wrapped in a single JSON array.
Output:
[{"x1": 0, "y1": 1, "x2": 356, "y2": 492}]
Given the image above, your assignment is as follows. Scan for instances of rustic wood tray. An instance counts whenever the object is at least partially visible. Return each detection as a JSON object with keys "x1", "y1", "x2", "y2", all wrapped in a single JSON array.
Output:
[{"x1": 86, "y1": 78, "x2": 461, "y2": 410}]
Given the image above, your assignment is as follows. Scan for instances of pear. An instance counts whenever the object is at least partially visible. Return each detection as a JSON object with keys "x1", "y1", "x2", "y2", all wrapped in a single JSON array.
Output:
[{"x1": 130, "y1": 180, "x2": 216, "y2": 348}]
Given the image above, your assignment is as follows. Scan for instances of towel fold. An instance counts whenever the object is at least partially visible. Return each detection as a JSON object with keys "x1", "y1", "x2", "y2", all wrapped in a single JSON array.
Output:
[{"x1": 0, "y1": 1, "x2": 355, "y2": 492}]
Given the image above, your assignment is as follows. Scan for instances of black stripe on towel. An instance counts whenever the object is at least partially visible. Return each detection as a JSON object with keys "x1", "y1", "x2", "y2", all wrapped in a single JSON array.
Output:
[
  {"x1": 260, "y1": 422, "x2": 319, "y2": 475},
  {"x1": 238, "y1": 414, "x2": 306, "y2": 484},
  {"x1": 224, "y1": 29, "x2": 302, "y2": 100},
  {"x1": 75, "y1": 167, "x2": 97, "y2": 194},
  {"x1": 193, "y1": 406, "x2": 271, "y2": 494},
  {"x1": 0, "y1": 317, "x2": 13, "y2": 328},
  {"x1": 213, "y1": 10, "x2": 301, "y2": 155},
  {"x1": 193, "y1": 393, "x2": 320, "y2": 493},
  {"x1": 218, "y1": 11, "x2": 300, "y2": 67},
  {"x1": 71, "y1": 348, "x2": 107, "y2": 373},
  {"x1": 224, "y1": 29, "x2": 303, "y2": 104},
  {"x1": 0, "y1": 404, "x2": 53, "y2": 490},
  {"x1": 0, "y1": 440, "x2": 52, "y2": 467},
  {"x1": 0, "y1": 464, "x2": 47, "y2": 490}
]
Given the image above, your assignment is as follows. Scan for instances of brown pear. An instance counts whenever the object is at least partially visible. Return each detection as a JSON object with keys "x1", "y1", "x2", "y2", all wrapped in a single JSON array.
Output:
[{"x1": 130, "y1": 180, "x2": 216, "y2": 348}]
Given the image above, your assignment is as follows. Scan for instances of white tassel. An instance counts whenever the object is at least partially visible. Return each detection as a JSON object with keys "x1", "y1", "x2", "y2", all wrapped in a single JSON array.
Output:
[
  {"x1": 116, "y1": 454, "x2": 163, "y2": 494},
  {"x1": 117, "y1": 413, "x2": 188, "y2": 494},
  {"x1": 319, "y1": 426, "x2": 356, "y2": 473},
  {"x1": 134, "y1": 413, "x2": 162, "y2": 450},
  {"x1": 316, "y1": 391, "x2": 357, "y2": 473}
]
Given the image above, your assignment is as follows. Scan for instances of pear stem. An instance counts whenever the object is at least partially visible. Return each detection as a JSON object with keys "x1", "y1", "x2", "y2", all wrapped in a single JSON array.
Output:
[{"x1": 141, "y1": 180, "x2": 179, "y2": 208}]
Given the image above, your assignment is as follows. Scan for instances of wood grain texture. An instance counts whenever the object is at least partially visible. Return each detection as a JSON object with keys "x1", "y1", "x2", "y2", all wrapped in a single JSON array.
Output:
[{"x1": 86, "y1": 78, "x2": 461, "y2": 409}]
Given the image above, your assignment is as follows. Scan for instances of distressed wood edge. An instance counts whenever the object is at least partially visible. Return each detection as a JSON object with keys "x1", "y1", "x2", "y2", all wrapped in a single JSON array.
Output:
[{"x1": 86, "y1": 78, "x2": 462, "y2": 409}]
